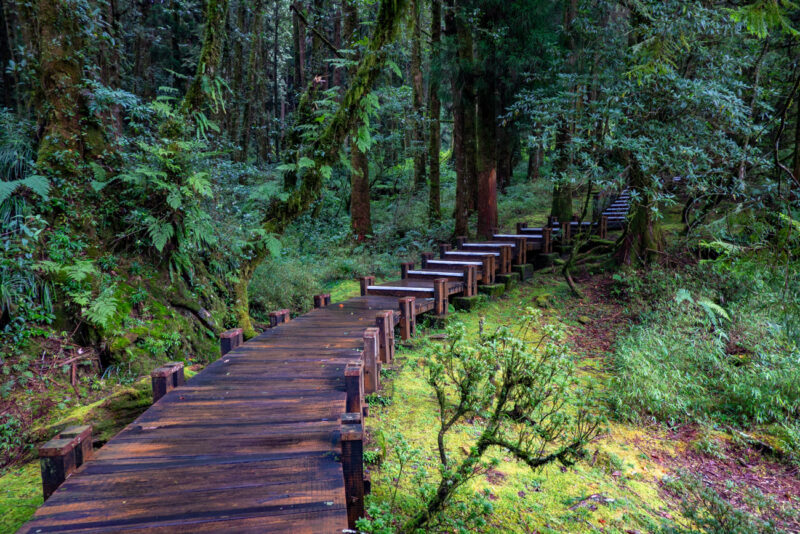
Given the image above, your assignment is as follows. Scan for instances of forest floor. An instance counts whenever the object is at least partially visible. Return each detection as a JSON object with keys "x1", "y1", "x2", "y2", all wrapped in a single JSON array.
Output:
[{"x1": 364, "y1": 270, "x2": 800, "y2": 533}]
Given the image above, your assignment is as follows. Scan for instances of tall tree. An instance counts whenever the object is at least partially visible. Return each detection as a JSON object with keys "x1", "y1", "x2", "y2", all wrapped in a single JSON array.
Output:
[
  {"x1": 410, "y1": 0, "x2": 426, "y2": 190},
  {"x1": 446, "y1": 0, "x2": 477, "y2": 237},
  {"x1": 239, "y1": 0, "x2": 266, "y2": 162},
  {"x1": 428, "y1": 0, "x2": 442, "y2": 221},
  {"x1": 345, "y1": 0, "x2": 371, "y2": 238},
  {"x1": 182, "y1": 0, "x2": 231, "y2": 114}
]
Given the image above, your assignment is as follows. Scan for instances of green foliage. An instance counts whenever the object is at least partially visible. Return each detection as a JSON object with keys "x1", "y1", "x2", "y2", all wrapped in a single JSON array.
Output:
[
  {"x1": 661, "y1": 472, "x2": 797, "y2": 533},
  {"x1": 609, "y1": 249, "x2": 800, "y2": 427}
]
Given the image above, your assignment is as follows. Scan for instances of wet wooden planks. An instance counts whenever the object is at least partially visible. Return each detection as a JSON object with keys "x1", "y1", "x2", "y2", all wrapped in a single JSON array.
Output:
[{"x1": 20, "y1": 296, "x2": 404, "y2": 533}]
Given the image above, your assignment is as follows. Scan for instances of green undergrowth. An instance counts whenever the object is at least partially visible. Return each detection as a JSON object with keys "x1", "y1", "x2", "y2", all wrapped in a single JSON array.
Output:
[{"x1": 365, "y1": 277, "x2": 680, "y2": 533}]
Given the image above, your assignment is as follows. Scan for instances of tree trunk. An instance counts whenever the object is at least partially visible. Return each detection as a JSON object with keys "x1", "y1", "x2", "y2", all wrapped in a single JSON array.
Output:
[
  {"x1": 616, "y1": 154, "x2": 663, "y2": 264},
  {"x1": 428, "y1": 0, "x2": 442, "y2": 221},
  {"x1": 0, "y1": 0, "x2": 16, "y2": 108},
  {"x1": 292, "y1": 1, "x2": 306, "y2": 94},
  {"x1": 794, "y1": 98, "x2": 800, "y2": 189},
  {"x1": 527, "y1": 141, "x2": 541, "y2": 181},
  {"x1": 32, "y1": 0, "x2": 90, "y2": 177},
  {"x1": 182, "y1": 0, "x2": 231, "y2": 114},
  {"x1": 344, "y1": 0, "x2": 370, "y2": 238},
  {"x1": 410, "y1": 0, "x2": 426, "y2": 190},
  {"x1": 447, "y1": 0, "x2": 476, "y2": 236},
  {"x1": 239, "y1": 0, "x2": 265, "y2": 162},
  {"x1": 273, "y1": 0, "x2": 282, "y2": 158},
  {"x1": 550, "y1": 0, "x2": 578, "y2": 222},
  {"x1": 476, "y1": 72, "x2": 497, "y2": 237}
]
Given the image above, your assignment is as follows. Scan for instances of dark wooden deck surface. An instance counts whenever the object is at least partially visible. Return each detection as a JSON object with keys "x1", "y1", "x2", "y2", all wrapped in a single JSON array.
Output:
[{"x1": 20, "y1": 296, "x2": 403, "y2": 534}]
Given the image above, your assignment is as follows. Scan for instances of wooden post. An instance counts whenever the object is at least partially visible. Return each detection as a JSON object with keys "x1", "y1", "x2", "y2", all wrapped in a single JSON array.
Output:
[
  {"x1": 341, "y1": 420, "x2": 365, "y2": 529},
  {"x1": 420, "y1": 252, "x2": 434, "y2": 268},
  {"x1": 219, "y1": 328, "x2": 243, "y2": 357},
  {"x1": 439, "y1": 243, "x2": 451, "y2": 258},
  {"x1": 514, "y1": 237, "x2": 527, "y2": 265},
  {"x1": 59, "y1": 425, "x2": 92, "y2": 468},
  {"x1": 362, "y1": 327, "x2": 380, "y2": 393},
  {"x1": 400, "y1": 262, "x2": 413, "y2": 279},
  {"x1": 313, "y1": 294, "x2": 330, "y2": 308},
  {"x1": 345, "y1": 362, "x2": 364, "y2": 415},
  {"x1": 280, "y1": 309, "x2": 291, "y2": 322},
  {"x1": 151, "y1": 366, "x2": 174, "y2": 402},
  {"x1": 560, "y1": 221, "x2": 571, "y2": 243},
  {"x1": 572, "y1": 214, "x2": 579, "y2": 222},
  {"x1": 463, "y1": 265, "x2": 477, "y2": 296},
  {"x1": 398, "y1": 297, "x2": 416, "y2": 340},
  {"x1": 455, "y1": 236, "x2": 466, "y2": 249},
  {"x1": 39, "y1": 437, "x2": 77, "y2": 500},
  {"x1": 543, "y1": 227, "x2": 552, "y2": 254},
  {"x1": 497, "y1": 246, "x2": 511, "y2": 274},
  {"x1": 375, "y1": 311, "x2": 394, "y2": 364},
  {"x1": 433, "y1": 278, "x2": 448, "y2": 315},
  {"x1": 268, "y1": 311, "x2": 281, "y2": 327},
  {"x1": 548, "y1": 215, "x2": 558, "y2": 227},
  {"x1": 164, "y1": 361, "x2": 185, "y2": 388},
  {"x1": 600, "y1": 216, "x2": 608, "y2": 239},
  {"x1": 359, "y1": 276, "x2": 375, "y2": 296},
  {"x1": 516, "y1": 221, "x2": 527, "y2": 233}
]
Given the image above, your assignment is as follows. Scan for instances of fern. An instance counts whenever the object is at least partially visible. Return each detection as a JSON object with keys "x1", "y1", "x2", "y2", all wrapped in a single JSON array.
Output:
[
  {"x1": 83, "y1": 285, "x2": 119, "y2": 329},
  {"x1": 0, "y1": 175, "x2": 50, "y2": 204}
]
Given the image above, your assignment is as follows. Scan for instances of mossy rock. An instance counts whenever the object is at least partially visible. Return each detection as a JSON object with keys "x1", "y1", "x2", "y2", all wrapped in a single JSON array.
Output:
[
  {"x1": 478, "y1": 284, "x2": 506, "y2": 298},
  {"x1": 535, "y1": 253, "x2": 560, "y2": 268},
  {"x1": 496, "y1": 272, "x2": 520, "y2": 289},
  {"x1": 535, "y1": 294, "x2": 552, "y2": 308},
  {"x1": 512, "y1": 264, "x2": 534, "y2": 281},
  {"x1": 578, "y1": 315, "x2": 592, "y2": 325},
  {"x1": 453, "y1": 294, "x2": 488, "y2": 311}
]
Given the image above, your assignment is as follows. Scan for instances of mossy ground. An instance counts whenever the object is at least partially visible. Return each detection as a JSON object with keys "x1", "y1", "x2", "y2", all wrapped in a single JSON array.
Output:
[{"x1": 364, "y1": 277, "x2": 685, "y2": 532}]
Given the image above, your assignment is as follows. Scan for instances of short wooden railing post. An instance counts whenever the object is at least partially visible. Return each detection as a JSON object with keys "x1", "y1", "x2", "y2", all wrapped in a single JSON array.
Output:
[
  {"x1": 345, "y1": 362, "x2": 364, "y2": 415},
  {"x1": 516, "y1": 221, "x2": 527, "y2": 233},
  {"x1": 375, "y1": 310, "x2": 394, "y2": 364},
  {"x1": 560, "y1": 221, "x2": 571, "y2": 243},
  {"x1": 362, "y1": 327, "x2": 380, "y2": 393},
  {"x1": 151, "y1": 366, "x2": 174, "y2": 402},
  {"x1": 600, "y1": 216, "x2": 608, "y2": 239},
  {"x1": 59, "y1": 425, "x2": 92, "y2": 468},
  {"x1": 543, "y1": 227, "x2": 552, "y2": 254},
  {"x1": 420, "y1": 252, "x2": 434, "y2": 267},
  {"x1": 514, "y1": 237, "x2": 527, "y2": 265},
  {"x1": 400, "y1": 262, "x2": 413, "y2": 279},
  {"x1": 220, "y1": 328, "x2": 243, "y2": 356},
  {"x1": 463, "y1": 265, "x2": 477, "y2": 296},
  {"x1": 398, "y1": 297, "x2": 416, "y2": 340},
  {"x1": 548, "y1": 215, "x2": 558, "y2": 227},
  {"x1": 433, "y1": 278, "x2": 448, "y2": 315},
  {"x1": 456, "y1": 236, "x2": 466, "y2": 249},
  {"x1": 439, "y1": 243, "x2": 451, "y2": 258},
  {"x1": 359, "y1": 276, "x2": 375, "y2": 296},
  {"x1": 164, "y1": 361, "x2": 185, "y2": 388},
  {"x1": 314, "y1": 293, "x2": 331, "y2": 308},
  {"x1": 39, "y1": 437, "x2": 78, "y2": 500},
  {"x1": 341, "y1": 417, "x2": 365, "y2": 529}
]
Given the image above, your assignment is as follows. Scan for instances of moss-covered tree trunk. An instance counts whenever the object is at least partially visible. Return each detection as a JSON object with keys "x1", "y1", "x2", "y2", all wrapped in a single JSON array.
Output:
[
  {"x1": 427, "y1": 0, "x2": 442, "y2": 222},
  {"x1": 239, "y1": 0, "x2": 266, "y2": 162},
  {"x1": 0, "y1": 0, "x2": 16, "y2": 108},
  {"x1": 182, "y1": 0, "x2": 230, "y2": 115},
  {"x1": 345, "y1": 0, "x2": 371, "y2": 238},
  {"x1": 793, "y1": 99, "x2": 800, "y2": 191},
  {"x1": 410, "y1": 0, "x2": 426, "y2": 190},
  {"x1": 616, "y1": 154, "x2": 663, "y2": 264}
]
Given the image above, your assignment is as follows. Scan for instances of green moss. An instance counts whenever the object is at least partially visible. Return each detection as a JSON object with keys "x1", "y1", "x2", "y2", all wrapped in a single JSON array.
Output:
[
  {"x1": 0, "y1": 462, "x2": 42, "y2": 533},
  {"x1": 512, "y1": 264, "x2": 534, "y2": 281},
  {"x1": 453, "y1": 294, "x2": 487, "y2": 311},
  {"x1": 479, "y1": 284, "x2": 506, "y2": 298},
  {"x1": 496, "y1": 272, "x2": 520, "y2": 289},
  {"x1": 366, "y1": 280, "x2": 680, "y2": 531}
]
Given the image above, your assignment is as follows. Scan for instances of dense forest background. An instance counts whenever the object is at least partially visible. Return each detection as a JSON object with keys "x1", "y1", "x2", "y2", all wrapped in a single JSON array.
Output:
[{"x1": 1, "y1": 0, "x2": 800, "y2": 528}]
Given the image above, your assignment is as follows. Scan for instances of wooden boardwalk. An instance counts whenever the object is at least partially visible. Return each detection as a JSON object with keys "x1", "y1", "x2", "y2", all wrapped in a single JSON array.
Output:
[
  {"x1": 21, "y1": 191, "x2": 630, "y2": 532},
  {"x1": 21, "y1": 296, "x2": 406, "y2": 533}
]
